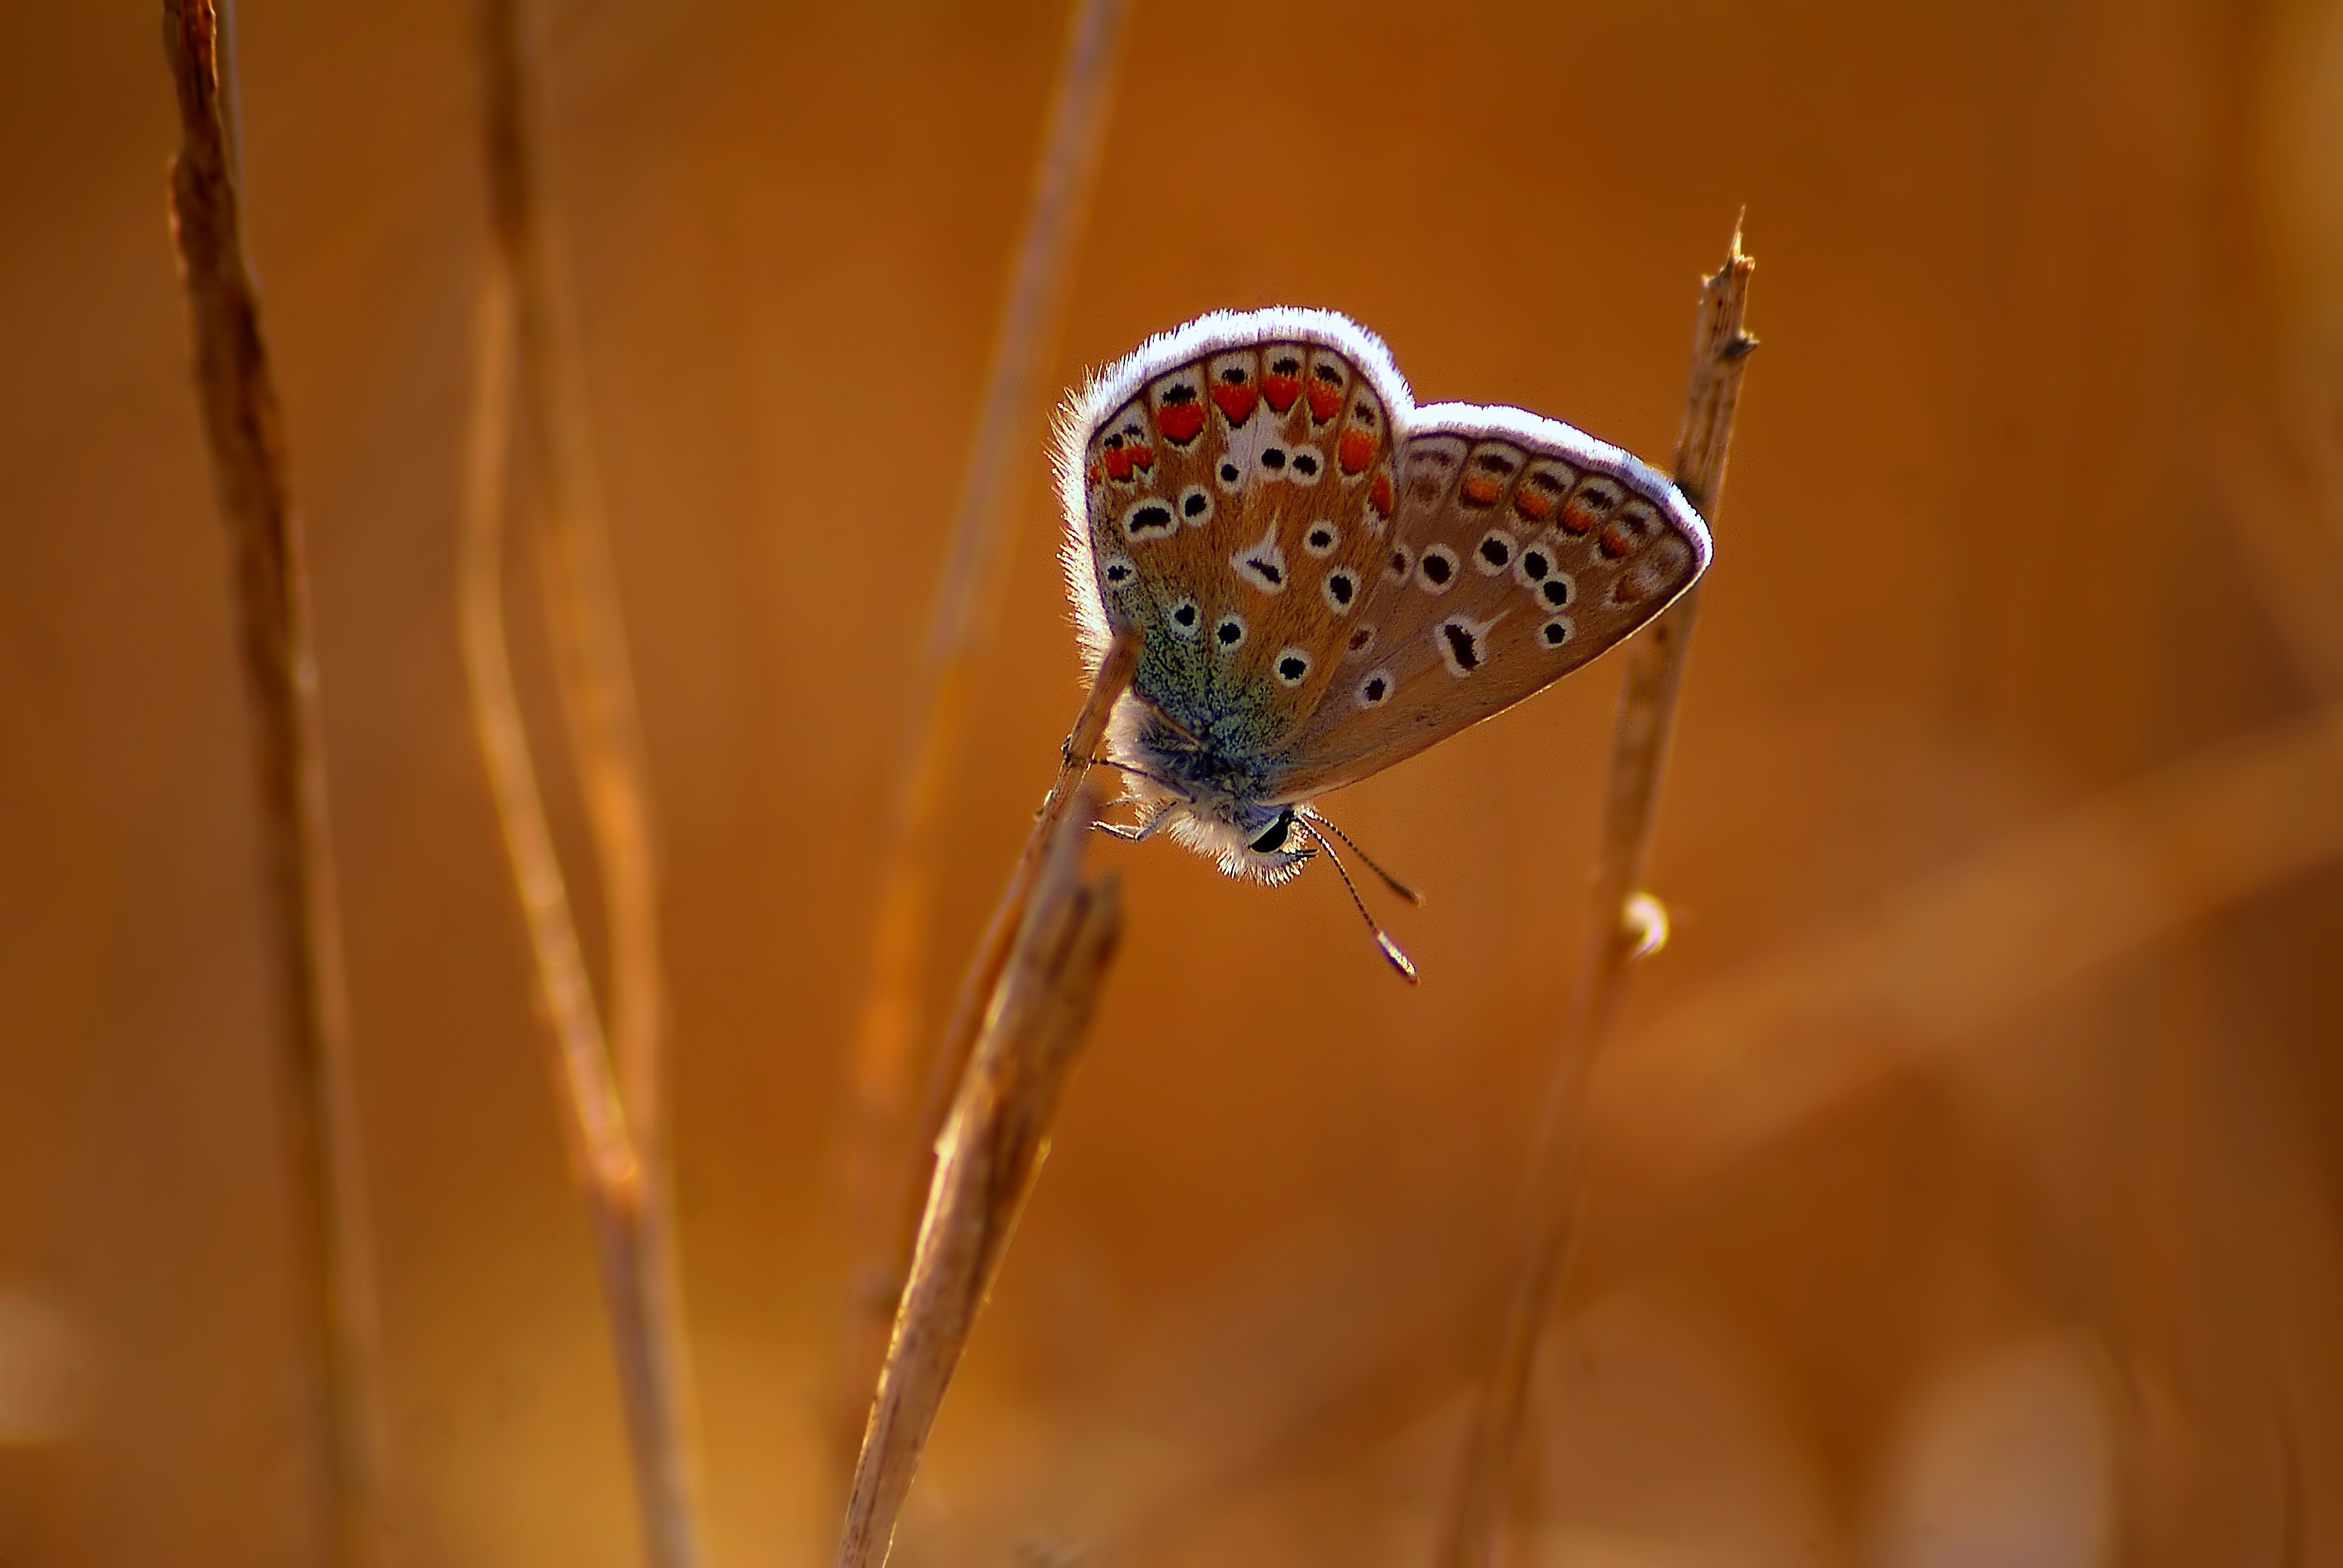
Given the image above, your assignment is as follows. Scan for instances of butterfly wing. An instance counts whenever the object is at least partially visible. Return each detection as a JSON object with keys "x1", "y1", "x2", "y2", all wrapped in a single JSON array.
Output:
[
  {"x1": 1262, "y1": 403, "x2": 1712, "y2": 799},
  {"x1": 1057, "y1": 309, "x2": 1410, "y2": 757}
]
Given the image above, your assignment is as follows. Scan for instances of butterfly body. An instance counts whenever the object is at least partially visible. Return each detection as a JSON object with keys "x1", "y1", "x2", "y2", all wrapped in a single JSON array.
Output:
[{"x1": 1058, "y1": 308, "x2": 1711, "y2": 884}]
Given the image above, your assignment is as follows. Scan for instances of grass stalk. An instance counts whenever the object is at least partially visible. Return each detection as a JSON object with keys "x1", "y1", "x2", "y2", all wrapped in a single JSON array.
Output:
[
  {"x1": 465, "y1": 2, "x2": 700, "y2": 1562},
  {"x1": 835, "y1": 0, "x2": 1135, "y2": 1459},
  {"x1": 1435, "y1": 224, "x2": 1757, "y2": 1568},
  {"x1": 834, "y1": 635, "x2": 1139, "y2": 1568},
  {"x1": 160, "y1": 4, "x2": 389, "y2": 1562}
]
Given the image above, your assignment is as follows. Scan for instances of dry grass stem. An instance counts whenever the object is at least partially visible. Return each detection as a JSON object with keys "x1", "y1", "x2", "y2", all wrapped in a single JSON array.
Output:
[
  {"x1": 837, "y1": 0, "x2": 1135, "y2": 1459},
  {"x1": 1436, "y1": 226, "x2": 1757, "y2": 1568},
  {"x1": 160, "y1": 3, "x2": 388, "y2": 1561},
  {"x1": 835, "y1": 640, "x2": 1138, "y2": 1568},
  {"x1": 466, "y1": 2, "x2": 700, "y2": 1563}
]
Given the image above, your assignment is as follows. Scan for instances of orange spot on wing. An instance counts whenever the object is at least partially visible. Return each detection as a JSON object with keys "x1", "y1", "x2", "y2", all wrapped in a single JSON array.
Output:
[
  {"x1": 1211, "y1": 382, "x2": 1260, "y2": 424},
  {"x1": 1559, "y1": 500, "x2": 1599, "y2": 535},
  {"x1": 1262, "y1": 373, "x2": 1301, "y2": 413},
  {"x1": 1338, "y1": 428, "x2": 1377, "y2": 475},
  {"x1": 1104, "y1": 448, "x2": 1134, "y2": 482},
  {"x1": 1461, "y1": 475, "x2": 1502, "y2": 506},
  {"x1": 1515, "y1": 489, "x2": 1555, "y2": 521},
  {"x1": 1306, "y1": 381, "x2": 1343, "y2": 423},
  {"x1": 1369, "y1": 471, "x2": 1394, "y2": 517},
  {"x1": 1129, "y1": 443, "x2": 1156, "y2": 472},
  {"x1": 1599, "y1": 522, "x2": 1636, "y2": 557},
  {"x1": 1084, "y1": 461, "x2": 1101, "y2": 486},
  {"x1": 1157, "y1": 403, "x2": 1205, "y2": 445}
]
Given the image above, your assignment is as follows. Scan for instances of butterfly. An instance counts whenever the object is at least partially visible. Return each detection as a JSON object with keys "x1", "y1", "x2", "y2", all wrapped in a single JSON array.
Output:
[{"x1": 1056, "y1": 308, "x2": 1711, "y2": 976}]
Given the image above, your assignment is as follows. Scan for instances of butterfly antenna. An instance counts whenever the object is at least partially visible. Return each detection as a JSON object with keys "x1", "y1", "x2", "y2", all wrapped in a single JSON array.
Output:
[
  {"x1": 1299, "y1": 806, "x2": 1424, "y2": 907},
  {"x1": 1293, "y1": 815, "x2": 1418, "y2": 985}
]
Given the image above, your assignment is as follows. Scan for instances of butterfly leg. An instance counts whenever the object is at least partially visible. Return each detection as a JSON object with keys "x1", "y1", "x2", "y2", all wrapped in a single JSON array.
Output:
[{"x1": 1094, "y1": 802, "x2": 1174, "y2": 843}]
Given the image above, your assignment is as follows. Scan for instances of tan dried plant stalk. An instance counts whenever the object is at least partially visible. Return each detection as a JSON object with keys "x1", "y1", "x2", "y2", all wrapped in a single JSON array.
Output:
[
  {"x1": 160, "y1": 4, "x2": 390, "y2": 1562},
  {"x1": 1435, "y1": 226, "x2": 1757, "y2": 1568},
  {"x1": 836, "y1": 0, "x2": 1135, "y2": 1460},
  {"x1": 462, "y1": 1, "x2": 701, "y2": 1564},
  {"x1": 834, "y1": 633, "x2": 1140, "y2": 1568}
]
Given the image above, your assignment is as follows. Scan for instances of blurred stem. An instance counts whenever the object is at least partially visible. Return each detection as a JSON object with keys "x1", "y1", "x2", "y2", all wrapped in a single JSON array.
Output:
[
  {"x1": 834, "y1": 0, "x2": 1134, "y2": 1467},
  {"x1": 1435, "y1": 224, "x2": 1756, "y2": 1568},
  {"x1": 834, "y1": 636, "x2": 1133, "y2": 1566},
  {"x1": 160, "y1": 4, "x2": 390, "y2": 1564},
  {"x1": 468, "y1": 2, "x2": 700, "y2": 1564}
]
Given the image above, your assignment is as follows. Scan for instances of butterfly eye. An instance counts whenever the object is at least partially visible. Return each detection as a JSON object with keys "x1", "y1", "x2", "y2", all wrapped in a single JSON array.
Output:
[{"x1": 1248, "y1": 809, "x2": 1296, "y2": 855}]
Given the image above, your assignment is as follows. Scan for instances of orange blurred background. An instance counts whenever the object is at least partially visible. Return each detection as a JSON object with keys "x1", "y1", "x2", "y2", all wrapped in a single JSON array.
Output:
[{"x1": 5, "y1": 1, "x2": 2342, "y2": 1564}]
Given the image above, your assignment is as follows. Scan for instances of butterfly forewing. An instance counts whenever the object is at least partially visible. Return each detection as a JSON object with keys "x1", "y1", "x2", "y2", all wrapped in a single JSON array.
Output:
[
  {"x1": 1061, "y1": 315, "x2": 1406, "y2": 758},
  {"x1": 1265, "y1": 403, "x2": 1711, "y2": 798}
]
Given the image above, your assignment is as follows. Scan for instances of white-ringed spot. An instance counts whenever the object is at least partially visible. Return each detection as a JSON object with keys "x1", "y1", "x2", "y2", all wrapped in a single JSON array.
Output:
[
  {"x1": 1356, "y1": 668, "x2": 1395, "y2": 708},
  {"x1": 1512, "y1": 541, "x2": 1555, "y2": 589},
  {"x1": 1537, "y1": 572, "x2": 1575, "y2": 610},
  {"x1": 1231, "y1": 517, "x2": 1288, "y2": 595},
  {"x1": 1474, "y1": 529, "x2": 1517, "y2": 575},
  {"x1": 1167, "y1": 597, "x2": 1201, "y2": 637},
  {"x1": 1343, "y1": 624, "x2": 1377, "y2": 661},
  {"x1": 1099, "y1": 554, "x2": 1138, "y2": 593},
  {"x1": 1415, "y1": 544, "x2": 1460, "y2": 594},
  {"x1": 1539, "y1": 615, "x2": 1576, "y2": 649},
  {"x1": 1214, "y1": 456, "x2": 1245, "y2": 492},
  {"x1": 1383, "y1": 544, "x2": 1414, "y2": 584},
  {"x1": 1322, "y1": 569, "x2": 1358, "y2": 615},
  {"x1": 1214, "y1": 613, "x2": 1247, "y2": 652},
  {"x1": 1273, "y1": 648, "x2": 1312, "y2": 687},
  {"x1": 1122, "y1": 496, "x2": 1178, "y2": 542},
  {"x1": 1286, "y1": 443, "x2": 1326, "y2": 486},
  {"x1": 1177, "y1": 485, "x2": 1214, "y2": 527},
  {"x1": 1257, "y1": 443, "x2": 1292, "y2": 480},
  {"x1": 1435, "y1": 612, "x2": 1504, "y2": 676},
  {"x1": 1303, "y1": 521, "x2": 1340, "y2": 558}
]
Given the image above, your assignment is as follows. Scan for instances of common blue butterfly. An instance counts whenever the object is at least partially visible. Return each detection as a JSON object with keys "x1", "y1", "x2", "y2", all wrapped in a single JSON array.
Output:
[{"x1": 1058, "y1": 309, "x2": 1711, "y2": 971}]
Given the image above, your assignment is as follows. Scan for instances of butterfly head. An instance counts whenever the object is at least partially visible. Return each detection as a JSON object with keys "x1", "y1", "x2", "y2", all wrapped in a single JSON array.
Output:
[{"x1": 1138, "y1": 786, "x2": 1314, "y2": 886}]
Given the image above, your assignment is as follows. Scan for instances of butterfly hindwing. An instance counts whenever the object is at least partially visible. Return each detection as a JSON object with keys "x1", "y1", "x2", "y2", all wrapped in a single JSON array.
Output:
[
  {"x1": 1263, "y1": 403, "x2": 1711, "y2": 798},
  {"x1": 1059, "y1": 312, "x2": 1407, "y2": 758}
]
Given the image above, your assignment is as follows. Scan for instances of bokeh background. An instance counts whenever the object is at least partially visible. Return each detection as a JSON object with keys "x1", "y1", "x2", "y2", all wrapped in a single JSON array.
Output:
[{"x1": 6, "y1": 1, "x2": 2343, "y2": 1563}]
